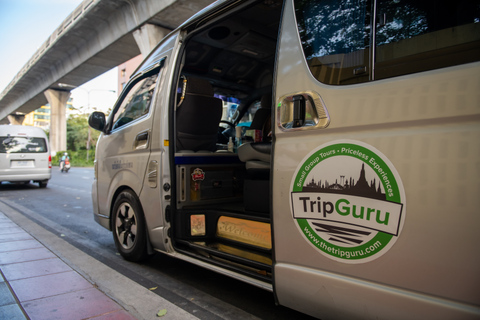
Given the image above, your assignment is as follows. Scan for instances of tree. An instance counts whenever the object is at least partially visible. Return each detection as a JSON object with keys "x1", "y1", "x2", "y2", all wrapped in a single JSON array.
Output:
[{"x1": 66, "y1": 113, "x2": 100, "y2": 151}]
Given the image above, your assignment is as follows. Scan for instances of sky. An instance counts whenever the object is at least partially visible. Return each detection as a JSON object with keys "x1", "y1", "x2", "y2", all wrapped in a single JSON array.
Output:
[{"x1": 0, "y1": 0, "x2": 118, "y2": 113}]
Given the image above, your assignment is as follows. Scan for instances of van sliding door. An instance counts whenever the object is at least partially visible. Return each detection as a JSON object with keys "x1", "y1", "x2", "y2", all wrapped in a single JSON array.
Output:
[{"x1": 272, "y1": 0, "x2": 480, "y2": 319}]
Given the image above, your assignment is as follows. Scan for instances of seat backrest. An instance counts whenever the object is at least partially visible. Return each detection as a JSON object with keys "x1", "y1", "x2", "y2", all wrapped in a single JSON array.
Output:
[
  {"x1": 176, "y1": 77, "x2": 223, "y2": 152},
  {"x1": 249, "y1": 93, "x2": 272, "y2": 142},
  {"x1": 238, "y1": 92, "x2": 273, "y2": 167}
]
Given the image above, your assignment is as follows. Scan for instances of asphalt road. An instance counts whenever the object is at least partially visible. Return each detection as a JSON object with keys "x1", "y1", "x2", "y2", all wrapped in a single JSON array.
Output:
[{"x1": 0, "y1": 167, "x2": 317, "y2": 320}]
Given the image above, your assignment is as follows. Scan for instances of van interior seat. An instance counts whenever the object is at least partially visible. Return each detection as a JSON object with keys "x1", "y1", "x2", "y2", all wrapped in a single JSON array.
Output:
[
  {"x1": 176, "y1": 77, "x2": 223, "y2": 152},
  {"x1": 237, "y1": 93, "x2": 272, "y2": 214},
  {"x1": 248, "y1": 94, "x2": 272, "y2": 142},
  {"x1": 238, "y1": 142, "x2": 271, "y2": 169},
  {"x1": 238, "y1": 143, "x2": 271, "y2": 215}
]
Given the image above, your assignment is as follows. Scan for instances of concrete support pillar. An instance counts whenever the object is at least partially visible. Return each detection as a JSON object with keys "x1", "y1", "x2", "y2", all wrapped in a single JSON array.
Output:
[
  {"x1": 44, "y1": 89, "x2": 71, "y2": 156},
  {"x1": 133, "y1": 24, "x2": 170, "y2": 57},
  {"x1": 7, "y1": 114, "x2": 25, "y2": 125}
]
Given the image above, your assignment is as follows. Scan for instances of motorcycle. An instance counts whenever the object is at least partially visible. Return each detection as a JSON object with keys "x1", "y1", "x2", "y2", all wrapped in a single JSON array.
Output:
[{"x1": 60, "y1": 159, "x2": 71, "y2": 173}]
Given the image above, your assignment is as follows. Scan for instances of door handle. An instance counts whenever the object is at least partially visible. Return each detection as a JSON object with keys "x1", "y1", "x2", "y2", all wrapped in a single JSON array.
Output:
[
  {"x1": 134, "y1": 131, "x2": 149, "y2": 149},
  {"x1": 292, "y1": 95, "x2": 306, "y2": 128},
  {"x1": 278, "y1": 91, "x2": 330, "y2": 131}
]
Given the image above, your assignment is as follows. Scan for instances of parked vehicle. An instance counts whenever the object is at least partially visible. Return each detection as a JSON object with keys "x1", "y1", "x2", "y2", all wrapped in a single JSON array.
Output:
[
  {"x1": 0, "y1": 125, "x2": 51, "y2": 187},
  {"x1": 89, "y1": 0, "x2": 480, "y2": 319}
]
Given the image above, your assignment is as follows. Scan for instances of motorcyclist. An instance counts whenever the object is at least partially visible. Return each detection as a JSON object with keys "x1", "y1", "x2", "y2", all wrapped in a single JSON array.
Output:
[{"x1": 60, "y1": 152, "x2": 70, "y2": 171}]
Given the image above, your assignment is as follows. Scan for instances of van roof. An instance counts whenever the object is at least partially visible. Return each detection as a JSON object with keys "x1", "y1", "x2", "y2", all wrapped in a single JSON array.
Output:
[
  {"x1": 0, "y1": 125, "x2": 48, "y2": 137},
  {"x1": 136, "y1": 0, "x2": 234, "y2": 74}
]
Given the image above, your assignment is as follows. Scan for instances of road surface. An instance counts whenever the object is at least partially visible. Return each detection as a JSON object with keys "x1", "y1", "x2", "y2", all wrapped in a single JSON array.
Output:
[{"x1": 0, "y1": 167, "x2": 316, "y2": 320}]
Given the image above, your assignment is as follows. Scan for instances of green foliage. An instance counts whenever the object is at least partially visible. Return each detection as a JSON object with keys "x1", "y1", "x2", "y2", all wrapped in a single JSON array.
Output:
[
  {"x1": 55, "y1": 113, "x2": 101, "y2": 167},
  {"x1": 52, "y1": 149, "x2": 96, "y2": 167},
  {"x1": 66, "y1": 114, "x2": 100, "y2": 152}
]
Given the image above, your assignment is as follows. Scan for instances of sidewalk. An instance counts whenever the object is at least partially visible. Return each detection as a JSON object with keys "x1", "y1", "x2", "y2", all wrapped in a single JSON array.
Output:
[
  {"x1": 0, "y1": 207, "x2": 198, "y2": 320},
  {"x1": 0, "y1": 210, "x2": 137, "y2": 320}
]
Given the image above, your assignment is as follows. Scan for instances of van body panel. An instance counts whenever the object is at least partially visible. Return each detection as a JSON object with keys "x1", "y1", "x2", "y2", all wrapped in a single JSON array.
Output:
[
  {"x1": 275, "y1": 263, "x2": 480, "y2": 320},
  {"x1": 139, "y1": 35, "x2": 181, "y2": 253},
  {"x1": 136, "y1": 31, "x2": 179, "y2": 75},
  {"x1": 95, "y1": 113, "x2": 155, "y2": 220},
  {"x1": 0, "y1": 125, "x2": 51, "y2": 184},
  {"x1": 0, "y1": 170, "x2": 51, "y2": 182},
  {"x1": 272, "y1": 0, "x2": 480, "y2": 316},
  {"x1": 91, "y1": 168, "x2": 101, "y2": 216},
  {"x1": 93, "y1": 213, "x2": 110, "y2": 230},
  {"x1": 92, "y1": 32, "x2": 179, "y2": 242}
]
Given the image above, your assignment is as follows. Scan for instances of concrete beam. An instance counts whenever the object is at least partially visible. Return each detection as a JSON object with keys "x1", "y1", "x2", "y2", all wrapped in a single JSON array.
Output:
[
  {"x1": 0, "y1": 0, "x2": 215, "y2": 124},
  {"x1": 133, "y1": 24, "x2": 170, "y2": 57},
  {"x1": 7, "y1": 114, "x2": 25, "y2": 125},
  {"x1": 44, "y1": 89, "x2": 70, "y2": 155}
]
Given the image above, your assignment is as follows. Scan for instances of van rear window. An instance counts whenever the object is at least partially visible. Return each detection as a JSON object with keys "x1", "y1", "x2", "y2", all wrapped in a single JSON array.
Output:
[{"x1": 0, "y1": 136, "x2": 48, "y2": 153}]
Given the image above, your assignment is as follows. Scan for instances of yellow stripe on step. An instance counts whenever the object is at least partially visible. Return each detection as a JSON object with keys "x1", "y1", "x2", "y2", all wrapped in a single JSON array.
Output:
[{"x1": 216, "y1": 216, "x2": 271, "y2": 249}]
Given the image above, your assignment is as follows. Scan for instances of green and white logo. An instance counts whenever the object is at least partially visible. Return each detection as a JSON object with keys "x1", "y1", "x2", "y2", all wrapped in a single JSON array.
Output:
[{"x1": 291, "y1": 140, "x2": 406, "y2": 263}]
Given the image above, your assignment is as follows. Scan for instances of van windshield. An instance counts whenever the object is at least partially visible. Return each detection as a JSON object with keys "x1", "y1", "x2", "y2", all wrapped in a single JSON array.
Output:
[{"x1": 0, "y1": 136, "x2": 48, "y2": 153}]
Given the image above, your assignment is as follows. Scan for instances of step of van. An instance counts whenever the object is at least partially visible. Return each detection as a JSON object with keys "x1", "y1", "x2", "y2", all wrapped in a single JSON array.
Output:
[{"x1": 176, "y1": 240, "x2": 272, "y2": 282}]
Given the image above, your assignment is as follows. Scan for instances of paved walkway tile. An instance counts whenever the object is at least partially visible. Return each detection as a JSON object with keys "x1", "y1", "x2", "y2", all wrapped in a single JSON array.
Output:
[
  {"x1": 0, "y1": 281, "x2": 16, "y2": 306},
  {"x1": 0, "y1": 221, "x2": 18, "y2": 228},
  {"x1": 22, "y1": 287, "x2": 130, "y2": 320},
  {"x1": 10, "y1": 270, "x2": 93, "y2": 302},
  {"x1": 0, "y1": 231, "x2": 33, "y2": 243},
  {"x1": 1, "y1": 257, "x2": 72, "y2": 281},
  {"x1": 2, "y1": 226, "x2": 25, "y2": 235},
  {"x1": 0, "y1": 275, "x2": 27, "y2": 320},
  {"x1": 0, "y1": 247, "x2": 56, "y2": 265},
  {"x1": 0, "y1": 304, "x2": 27, "y2": 320},
  {"x1": 0, "y1": 239, "x2": 43, "y2": 253}
]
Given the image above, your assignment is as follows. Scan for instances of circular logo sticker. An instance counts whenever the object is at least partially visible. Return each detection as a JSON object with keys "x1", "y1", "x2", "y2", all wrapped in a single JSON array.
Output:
[{"x1": 291, "y1": 140, "x2": 406, "y2": 263}]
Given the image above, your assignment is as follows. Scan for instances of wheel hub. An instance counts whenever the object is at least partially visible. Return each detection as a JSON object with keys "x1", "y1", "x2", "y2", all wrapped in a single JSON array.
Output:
[{"x1": 116, "y1": 204, "x2": 137, "y2": 249}]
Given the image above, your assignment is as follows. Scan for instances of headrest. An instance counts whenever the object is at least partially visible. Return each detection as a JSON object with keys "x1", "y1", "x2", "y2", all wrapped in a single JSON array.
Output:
[
  {"x1": 186, "y1": 77, "x2": 214, "y2": 96},
  {"x1": 249, "y1": 92, "x2": 272, "y2": 130},
  {"x1": 250, "y1": 108, "x2": 271, "y2": 130},
  {"x1": 260, "y1": 93, "x2": 272, "y2": 109}
]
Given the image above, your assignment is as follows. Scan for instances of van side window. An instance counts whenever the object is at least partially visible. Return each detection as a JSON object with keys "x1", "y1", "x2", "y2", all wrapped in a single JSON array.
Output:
[
  {"x1": 294, "y1": 0, "x2": 480, "y2": 84},
  {"x1": 295, "y1": 0, "x2": 371, "y2": 85},
  {"x1": 112, "y1": 73, "x2": 158, "y2": 131},
  {"x1": 374, "y1": 0, "x2": 480, "y2": 80}
]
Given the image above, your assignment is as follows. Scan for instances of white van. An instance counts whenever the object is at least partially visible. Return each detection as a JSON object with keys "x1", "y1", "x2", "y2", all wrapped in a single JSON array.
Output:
[
  {"x1": 89, "y1": 0, "x2": 480, "y2": 318},
  {"x1": 0, "y1": 125, "x2": 51, "y2": 187}
]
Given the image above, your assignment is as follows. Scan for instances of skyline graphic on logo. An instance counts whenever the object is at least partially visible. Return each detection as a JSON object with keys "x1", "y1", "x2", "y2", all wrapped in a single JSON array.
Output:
[{"x1": 302, "y1": 163, "x2": 386, "y2": 201}]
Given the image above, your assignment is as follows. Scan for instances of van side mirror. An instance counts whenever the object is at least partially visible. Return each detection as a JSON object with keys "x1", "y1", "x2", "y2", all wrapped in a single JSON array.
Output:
[{"x1": 89, "y1": 111, "x2": 106, "y2": 132}]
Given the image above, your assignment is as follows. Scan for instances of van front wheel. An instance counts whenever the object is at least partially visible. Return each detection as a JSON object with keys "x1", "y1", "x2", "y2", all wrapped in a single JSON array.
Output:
[{"x1": 112, "y1": 190, "x2": 149, "y2": 262}]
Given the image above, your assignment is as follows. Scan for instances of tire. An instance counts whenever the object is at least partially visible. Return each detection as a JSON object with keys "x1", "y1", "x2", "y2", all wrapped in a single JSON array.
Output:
[
  {"x1": 38, "y1": 180, "x2": 48, "y2": 188},
  {"x1": 112, "y1": 190, "x2": 149, "y2": 262}
]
